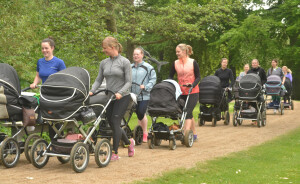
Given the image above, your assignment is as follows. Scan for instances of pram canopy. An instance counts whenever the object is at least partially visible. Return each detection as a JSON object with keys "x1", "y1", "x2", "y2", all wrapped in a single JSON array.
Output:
[
  {"x1": 40, "y1": 67, "x2": 90, "y2": 121},
  {"x1": 0, "y1": 63, "x2": 22, "y2": 120},
  {"x1": 284, "y1": 77, "x2": 292, "y2": 97},
  {"x1": 238, "y1": 73, "x2": 262, "y2": 100},
  {"x1": 148, "y1": 81, "x2": 182, "y2": 117},
  {"x1": 199, "y1": 76, "x2": 222, "y2": 104},
  {"x1": 265, "y1": 75, "x2": 282, "y2": 95}
]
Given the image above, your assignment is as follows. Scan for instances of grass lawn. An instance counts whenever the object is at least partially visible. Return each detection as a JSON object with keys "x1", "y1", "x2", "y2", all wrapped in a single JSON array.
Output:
[{"x1": 134, "y1": 127, "x2": 300, "y2": 184}]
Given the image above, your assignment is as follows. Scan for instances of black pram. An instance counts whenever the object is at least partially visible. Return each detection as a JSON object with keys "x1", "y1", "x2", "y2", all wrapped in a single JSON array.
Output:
[
  {"x1": 198, "y1": 76, "x2": 230, "y2": 127},
  {"x1": 147, "y1": 80, "x2": 194, "y2": 150}
]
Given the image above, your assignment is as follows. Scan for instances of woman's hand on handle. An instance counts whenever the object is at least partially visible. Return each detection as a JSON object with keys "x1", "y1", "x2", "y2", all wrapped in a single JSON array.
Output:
[
  {"x1": 30, "y1": 83, "x2": 37, "y2": 89},
  {"x1": 89, "y1": 92, "x2": 94, "y2": 96},
  {"x1": 115, "y1": 93, "x2": 122, "y2": 100},
  {"x1": 140, "y1": 85, "x2": 145, "y2": 89}
]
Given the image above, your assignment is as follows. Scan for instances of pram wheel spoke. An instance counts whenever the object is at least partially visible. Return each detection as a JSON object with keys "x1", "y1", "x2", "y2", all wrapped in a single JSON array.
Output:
[
  {"x1": 70, "y1": 142, "x2": 89, "y2": 173},
  {"x1": 0, "y1": 137, "x2": 20, "y2": 168},
  {"x1": 24, "y1": 134, "x2": 40, "y2": 163},
  {"x1": 233, "y1": 111, "x2": 238, "y2": 127},
  {"x1": 95, "y1": 139, "x2": 111, "y2": 168},
  {"x1": 133, "y1": 125, "x2": 143, "y2": 145},
  {"x1": 256, "y1": 113, "x2": 262, "y2": 128},
  {"x1": 169, "y1": 139, "x2": 176, "y2": 150},
  {"x1": 31, "y1": 138, "x2": 49, "y2": 169},
  {"x1": 261, "y1": 111, "x2": 267, "y2": 127},
  {"x1": 184, "y1": 130, "x2": 194, "y2": 147}
]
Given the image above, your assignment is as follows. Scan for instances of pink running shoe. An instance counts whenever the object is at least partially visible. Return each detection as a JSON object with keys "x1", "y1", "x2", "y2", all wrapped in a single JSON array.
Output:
[
  {"x1": 111, "y1": 153, "x2": 119, "y2": 161},
  {"x1": 143, "y1": 134, "x2": 148, "y2": 143},
  {"x1": 128, "y1": 138, "x2": 135, "y2": 157}
]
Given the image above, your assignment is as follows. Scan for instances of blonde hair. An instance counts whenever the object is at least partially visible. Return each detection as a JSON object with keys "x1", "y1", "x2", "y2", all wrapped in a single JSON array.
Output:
[
  {"x1": 244, "y1": 63, "x2": 250, "y2": 68},
  {"x1": 282, "y1": 66, "x2": 292, "y2": 74},
  {"x1": 177, "y1": 44, "x2": 193, "y2": 56},
  {"x1": 102, "y1": 36, "x2": 123, "y2": 53},
  {"x1": 134, "y1": 47, "x2": 144, "y2": 55}
]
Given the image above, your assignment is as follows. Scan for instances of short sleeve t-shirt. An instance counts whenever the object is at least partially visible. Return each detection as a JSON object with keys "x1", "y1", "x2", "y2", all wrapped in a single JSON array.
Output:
[{"x1": 37, "y1": 56, "x2": 66, "y2": 83}]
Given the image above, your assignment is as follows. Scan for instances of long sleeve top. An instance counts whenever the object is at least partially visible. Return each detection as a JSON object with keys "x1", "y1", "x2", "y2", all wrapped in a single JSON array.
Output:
[
  {"x1": 214, "y1": 68, "x2": 234, "y2": 88},
  {"x1": 248, "y1": 67, "x2": 267, "y2": 85},
  {"x1": 91, "y1": 54, "x2": 132, "y2": 96}
]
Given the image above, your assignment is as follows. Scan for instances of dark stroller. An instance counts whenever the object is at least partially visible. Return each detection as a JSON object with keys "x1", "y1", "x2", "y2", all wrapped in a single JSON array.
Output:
[
  {"x1": 283, "y1": 77, "x2": 294, "y2": 110},
  {"x1": 0, "y1": 63, "x2": 39, "y2": 168},
  {"x1": 233, "y1": 73, "x2": 266, "y2": 127},
  {"x1": 147, "y1": 80, "x2": 194, "y2": 150},
  {"x1": 87, "y1": 87, "x2": 143, "y2": 146},
  {"x1": 265, "y1": 75, "x2": 285, "y2": 115},
  {"x1": 30, "y1": 67, "x2": 112, "y2": 173},
  {"x1": 198, "y1": 76, "x2": 230, "y2": 127}
]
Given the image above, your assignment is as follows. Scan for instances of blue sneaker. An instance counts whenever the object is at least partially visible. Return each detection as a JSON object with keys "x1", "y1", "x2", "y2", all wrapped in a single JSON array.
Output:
[{"x1": 193, "y1": 135, "x2": 198, "y2": 141}]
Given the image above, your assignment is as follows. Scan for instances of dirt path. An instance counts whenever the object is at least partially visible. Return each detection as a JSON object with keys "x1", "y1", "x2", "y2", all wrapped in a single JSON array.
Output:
[{"x1": 1, "y1": 102, "x2": 300, "y2": 184}]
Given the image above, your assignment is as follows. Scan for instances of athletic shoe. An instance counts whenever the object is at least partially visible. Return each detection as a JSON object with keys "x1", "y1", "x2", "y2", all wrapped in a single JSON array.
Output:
[
  {"x1": 111, "y1": 153, "x2": 119, "y2": 161},
  {"x1": 193, "y1": 135, "x2": 198, "y2": 142},
  {"x1": 128, "y1": 138, "x2": 135, "y2": 157},
  {"x1": 143, "y1": 134, "x2": 148, "y2": 143}
]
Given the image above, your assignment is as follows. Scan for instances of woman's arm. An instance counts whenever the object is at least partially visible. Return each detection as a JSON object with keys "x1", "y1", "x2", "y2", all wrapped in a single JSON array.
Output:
[
  {"x1": 168, "y1": 62, "x2": 176, "y2": 79},
  {"x1": 30, "y1": 72, "x2": 41, "y2": 89},
  {"x1": 144, "y1": 68, "x2": 157, "y2": 92},
  {"x1": 117, "y1": 59, "x2": 132, "y2": 96},
  {"x1": 192, "y1": 60, "x2": 201, "y2": 87}
]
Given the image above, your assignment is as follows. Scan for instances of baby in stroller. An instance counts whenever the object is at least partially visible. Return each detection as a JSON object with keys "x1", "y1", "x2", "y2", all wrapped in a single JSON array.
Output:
[
  {"x1": 198, "y1": 75, "x2": 231, "y2": 127},
  {"x1": 0, "y1": 63, "x2": 40, "y2": 168},
  {"x1": 147, "y1": 80, "x2": 194, "y2": 150}
]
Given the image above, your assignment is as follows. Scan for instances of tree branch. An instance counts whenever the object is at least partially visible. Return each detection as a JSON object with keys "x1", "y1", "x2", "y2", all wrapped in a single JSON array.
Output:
[{"x1": 134, "y1": 38, "x2": 168, "y2": 46}]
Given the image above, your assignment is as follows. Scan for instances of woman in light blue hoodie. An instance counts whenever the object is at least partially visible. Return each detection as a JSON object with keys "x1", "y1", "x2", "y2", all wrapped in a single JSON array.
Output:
[{"x1": 131, "y1": 48, "x2": 157, "y2": 142}]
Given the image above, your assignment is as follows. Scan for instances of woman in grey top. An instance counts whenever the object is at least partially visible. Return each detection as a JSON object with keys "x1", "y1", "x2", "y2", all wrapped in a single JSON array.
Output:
[
  {"x1": 89, "y1": 36, "x2": 135, "y2": 161},
  {"x1": 267, "y1": 59, "x2": 286, "y2": 113}
]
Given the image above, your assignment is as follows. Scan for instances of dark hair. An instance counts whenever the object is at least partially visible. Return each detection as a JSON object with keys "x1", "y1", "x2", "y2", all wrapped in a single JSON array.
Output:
[
  {"x1": 221, "y1": 58, "x2": 228, "y2": 63},
  {"x1": 271, "y1": 59, "x2": 278, "y2": 74},
  {"x1": 103, "y1": 36, "x2": 123, "y2": 53},
  {"x1": 42, "y1": 37, "x2": 55, "y2": 48}
]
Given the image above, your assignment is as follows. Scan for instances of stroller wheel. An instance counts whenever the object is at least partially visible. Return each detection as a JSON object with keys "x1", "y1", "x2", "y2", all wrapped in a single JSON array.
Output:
[
  {"x1": 133, "y1": 125, "x2": 143, "y2": 145},
  {"x1": 31, "y1": 138, "x2": 49, "y2": 169},
  {"x1": 224, "y1": 111, "x2": 230, "y2": 125},
  {"x1": 291, "y1": 101, "x2": 294, "y2": 110},
  {"x1": 95, "y1": 139, "x2": 111, "y2": 168},
  {"x1": 57, "y1": 156, "x2": 70, "y2": 164},
  {"x1": 233, "y1": 111, "x2": 238, "y2": 127},
  {"x1": 148, "y1": 137, "x2": 154, "y2": 149},
  {"x1": 154, "y1": 136, "x2": 162, "y2": 146},
  {"x1": 70, "y1": 142, "x2": 89, "y2": 173},
  {"x1": 198, "y1": 117, "x2": 205, "y2": 126},
  {"x1": 256, "y1": 113, "x2": 262, "y2": 128},
  {"x1": 280, "y1": 102, "x2": 284, "y2": 115},
  {"x1": 261, "y1": 111, "x2": 267, "y2": 127},
  {"x1": 184, "y1": 130, "x2": 194, "y2": 147},
  {"x1": 0, "y1": 137, "x2": 20, "y2": 168},
  {"x1": 24, "y1": 134, "x2": 40, "y2": 163},
  {"x1": 169, "y1": 139, "x2": 176, "y2": 150},
  {"x1": 212, "y1": 116, "x2": 217, "y2": 127}
]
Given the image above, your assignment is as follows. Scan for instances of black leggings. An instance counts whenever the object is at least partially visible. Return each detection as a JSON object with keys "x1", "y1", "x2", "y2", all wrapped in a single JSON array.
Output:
[
  {"x1": 180, "y1": 93, "x2": 198, "y2": 119},
  {"x1": 106, "y1": 95, "x2": 131, "y2": 154}
]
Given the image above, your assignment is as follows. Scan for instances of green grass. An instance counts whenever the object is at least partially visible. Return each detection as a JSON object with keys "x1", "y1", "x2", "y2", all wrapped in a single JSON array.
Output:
[{"x1": 134, "y1": 127, "x2": 300, "y2": 184}]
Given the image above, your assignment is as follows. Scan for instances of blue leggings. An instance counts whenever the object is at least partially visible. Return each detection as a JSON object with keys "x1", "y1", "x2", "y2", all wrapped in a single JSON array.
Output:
[{"x1": 136, "y1": 100, "x2": 149, "y2": 120}]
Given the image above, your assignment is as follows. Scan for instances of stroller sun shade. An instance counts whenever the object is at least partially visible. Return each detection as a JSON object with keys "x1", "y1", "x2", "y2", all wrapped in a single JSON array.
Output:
[
  {"x1": 0, "y1": 63, "x2": 22, "y2": 121},
  {"x1": 148, "y1": 81, "x2": 182, "y2": 117},
  {"x1": 265, "y1": 75, "x2": 282, "y2": 95},
  {"x1": 238, "y1": 73, "x2": 262, "y2": 100},
  {"x1": 199, "y1": 76, "x2": 222, "y2": 104},
  {"x1": 40, "y1": 67, "x2": 90, "y2": 121}
]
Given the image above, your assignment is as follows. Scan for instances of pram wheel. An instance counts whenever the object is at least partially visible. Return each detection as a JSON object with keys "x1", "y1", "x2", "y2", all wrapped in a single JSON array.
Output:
[
  {"x1": 95, "y1": 138, "x2": 111, "y2": 168},
  {"x1": 24, "y1": 134, "x2": 40, "y2": 163},
  {"x1": 31, "y1": 138, "x2": 49, "y2": 168},
  {"x1": 70, "y1": 142, "x2": 89, "y2": 173},
  {"x1": 154, "y1": 136, "x2": 162, "y2": 146},
  {"x1": 0, "y1": 137, "x2": 20, "y2": 168},
  {"x1": 198, "y1": 118, "x2": 205, "y2": 126},
  {"x1": 279, "y1": 102, "x2": 284, "y2": 115},
  {"x1": 256, "y1": 113, "x2": 262, "y2": 128},
  {"x1": 57, "y1": 156, "x2": 70, "y2": 164},
  {"x1": 133, "y1": 125, "x2": 143, "y2": 145},
  {"x1": 148, "y1": 137, "x2": 154, "y2": 149},
  {"x1": 211, "y1": 116, "x2": 217, "y2": 127},
  {"x1": 169, "y1": 139, "x2": 176, "y2": 150},
  {"x1": 233, "y1": 111, "x2": 238, "y2": 127},
  {"x1": 224, "y1": 111, "x2": 230, "y2": 125},
  {"x1": 184, "y1": 130, "x2": 194, "y2": 147},
  {"x1": 291, "y1": 101, "x2": 294, "y2": 110},
  {"x1": 261, "y1": 111, "x2": 266, "y2": 127}
]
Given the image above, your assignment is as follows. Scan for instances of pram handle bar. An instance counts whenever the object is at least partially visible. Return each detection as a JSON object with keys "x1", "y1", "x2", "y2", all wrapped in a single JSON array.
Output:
[{"x1": 92, "y1": 89, "x2": 116, "y2": 98}]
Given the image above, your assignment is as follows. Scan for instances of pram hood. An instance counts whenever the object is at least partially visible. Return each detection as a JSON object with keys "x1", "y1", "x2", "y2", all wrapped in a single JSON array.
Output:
[
  {"x1": 266, "y1": 75, "x2": 281, "y2": 84},
  {"x1": 0, "y1": 63, "x2": 21, "y2": 97},
  {"x1": 40, "y1": 67, "x2": 90, "y2": 121},
  {"x1": 240, "y1": 73, "x2": 261, "y2": 86},
  {"x1": 199, "y1": 75, "x2": 222, "y2": 104},
  {"x1": 148, "y1": 80, "x2": 183, "y2": 117}
]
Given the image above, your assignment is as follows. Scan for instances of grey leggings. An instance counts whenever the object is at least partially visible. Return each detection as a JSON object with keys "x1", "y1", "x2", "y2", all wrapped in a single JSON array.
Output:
[{"x1": 106, "y1": 95, "x2": 131, "y2": 154}]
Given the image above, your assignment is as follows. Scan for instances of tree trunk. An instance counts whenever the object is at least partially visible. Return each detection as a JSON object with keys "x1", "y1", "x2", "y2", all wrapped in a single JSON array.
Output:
[{"x1": 104, "y1": 2, "x2": 117, "y2": 33}]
